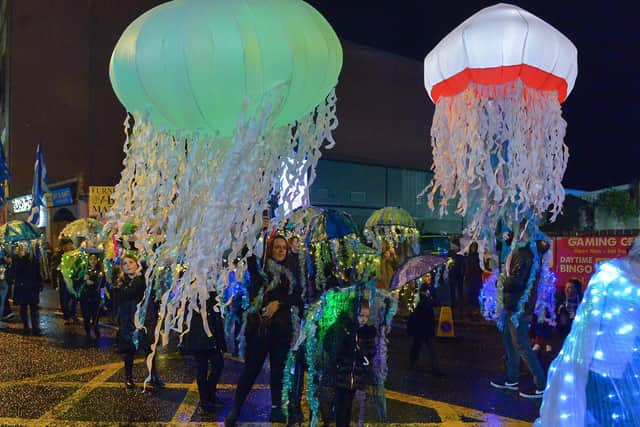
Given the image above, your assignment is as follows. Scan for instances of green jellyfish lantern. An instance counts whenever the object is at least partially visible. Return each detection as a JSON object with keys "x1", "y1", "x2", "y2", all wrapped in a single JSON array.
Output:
[{"x1": 108, "y1": 0, "x2": 342, "y2": 365}]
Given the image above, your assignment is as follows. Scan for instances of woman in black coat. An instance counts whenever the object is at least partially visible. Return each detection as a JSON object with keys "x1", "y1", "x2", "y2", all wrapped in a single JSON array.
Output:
[
  {"x1": 113, "y1": 255, "x2": 163, "y2": 389},
  {"x1": 407, "y1": 277, "x2": 442, "y2": 376},
  {"x1": 12, "y1": 247, "x2": 42, "y2": 335},
  {"x1": 225, "y1": 235, "x2": 303, "y2": 427},
  {"x1": 463, "y1": 242, "x2": 483, "y2": 316},
  {"x1": 79, "y1": 253, "x2": 105, "y2": 341},
  {"x1": 182, "y1": 291, "x2": 226, "y2": 416}
]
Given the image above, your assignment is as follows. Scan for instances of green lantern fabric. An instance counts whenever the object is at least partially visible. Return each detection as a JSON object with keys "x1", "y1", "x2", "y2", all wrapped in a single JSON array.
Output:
[
  {"x1": 110, "y1": 0, "x2": 343, "y2": 137},
  {"x1": 365, "y1": 207, "x2": 417, "y2": 229},
  {"x1": 0, "y1": 220, "x2": 40, "y2": 243}
]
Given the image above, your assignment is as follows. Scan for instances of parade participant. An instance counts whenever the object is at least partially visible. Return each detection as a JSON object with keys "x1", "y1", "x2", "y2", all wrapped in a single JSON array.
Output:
[
  {"x1": 556, "y1": 278, "x2": 583, "y2": 337},
  {"x1": 52, "y1": 238, "x2": 78, "y2": 325},
  {"x1": 79, "y1": 253, "x2": 105, "y2": 341},
  {"x1": 377, "y1": 241, "x2": 398, "y2": 289},
  {"x1": 447, "y1": 239, "x2": 465, "y2": 317},
  {"x1": 114, "y1": 255, "x2": 163, "y2": 389},
  {"x1": 13, "y1": 245, "x2": 43, "y2": 335},
  {"x1": 463, "y1": 242, "x2": 483, "y2": 319},
  {"x1": 323, "y1": 299, "x2": 376, "y2": 427},
  {"x1": 224, "y1": 272, "x2": 246, "y2": 357},
  {"x1": 182, "y1": 290, "x2": 226, "y2": 416},
  {"x1": 225, "y1": 235, "x2": 302, "y2": 426},
  {"x1": 0, "y1": 254, "x2": 10, "y2": 326},
  {"x1": 285, "y1": 234, "x2": 306, "y2": 425},
  {"x1": 407, "y1": 274, "x2": 442, "y2": 376},
  {"x1": 490, "y1": 238, "x2": 550, "y2": 398}
]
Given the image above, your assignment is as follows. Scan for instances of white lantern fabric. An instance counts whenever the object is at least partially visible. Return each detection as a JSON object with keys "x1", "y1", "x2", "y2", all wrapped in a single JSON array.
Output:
[
  {"x1": 420, "y1": 2, "x2": 578, "y2": 246},
  {"x1": 424, "y1": 3, "x2": 578, "y2": 103}
]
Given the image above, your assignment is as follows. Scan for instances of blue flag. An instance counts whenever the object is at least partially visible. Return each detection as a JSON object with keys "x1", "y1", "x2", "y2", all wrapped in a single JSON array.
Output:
[
  {"x1": 28, "y1": 144, "x2": 50, "y2": 226},
  {"x1": 0, "y1": 138, "x2": 9, "y2": 206}
]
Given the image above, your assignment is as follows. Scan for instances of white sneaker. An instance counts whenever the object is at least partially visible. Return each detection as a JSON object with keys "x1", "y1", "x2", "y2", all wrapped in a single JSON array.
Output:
[
  {"x1": 532, "y1": 343, "x2": 541, "y2": 352},
  {"x1": 545, "y1": 345, "x2": 552, "y2": 352}
]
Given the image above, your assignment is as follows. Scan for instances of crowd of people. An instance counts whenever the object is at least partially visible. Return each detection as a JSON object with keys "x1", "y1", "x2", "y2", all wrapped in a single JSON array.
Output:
[
  {"x1": 0, "y1": 221, "x2": 596, "y2": 424},
  {"x1": 0, "y1": 226, "x2": 381, "y2": 427}
]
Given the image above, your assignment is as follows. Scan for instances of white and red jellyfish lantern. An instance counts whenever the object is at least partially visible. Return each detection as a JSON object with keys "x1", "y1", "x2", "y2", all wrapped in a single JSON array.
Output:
[{"x1": 422, "y1": 3, "x2": 578, "y2": 241}]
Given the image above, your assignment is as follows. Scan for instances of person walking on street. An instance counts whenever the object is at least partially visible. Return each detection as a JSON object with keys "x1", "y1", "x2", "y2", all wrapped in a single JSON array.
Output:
[
  {"x1": 447, "y1": 239, "x2": 465, "y2": 318},
  {"x1": 113, "y1": 255, "x2": 163, "y2": 389},
  {"x1": 322, "y1": 299, "x2": 376, "y2": 427},
  {"x1": 490, "y1": 239, "x2": 550, "y2": 399},
  {"x1": 2, "y1": 253, "x2": 16, "y2": 321},
  {"x1": 182, "y1": 290, "x2": 226, "y2": 416},
  {"x1": 407, "y1": 275, "x2": 442, "y2": 377},
  {"x1": 52, "y1": 238, "x2": 78, "y2": 324},
  {"x1": 463, "y1": 242, "x2": 483, "y2": 320},
  {"x1": 0, "y1": 254, "x2": 11, "y2": 326},
  {"x1": 225, "y1": 234, "x2": 303, "y2": 427},
  {"x1": 79, "y1": 253, "x2": 105, "y2": 342},
  {"x1": 12, "y1": 245, "x2": 43, "y2": 335}
]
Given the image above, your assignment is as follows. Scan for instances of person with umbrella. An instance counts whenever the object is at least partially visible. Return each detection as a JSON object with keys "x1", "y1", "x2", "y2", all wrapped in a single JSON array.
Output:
[{"x1": 407, "y1": 273, "x2": 443, "y2": 377}]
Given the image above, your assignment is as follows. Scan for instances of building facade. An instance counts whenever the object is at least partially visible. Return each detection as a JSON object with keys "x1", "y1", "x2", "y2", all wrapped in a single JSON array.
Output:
[{"x1": 0, "y1": 1, "x2": 439, "y2": 240}]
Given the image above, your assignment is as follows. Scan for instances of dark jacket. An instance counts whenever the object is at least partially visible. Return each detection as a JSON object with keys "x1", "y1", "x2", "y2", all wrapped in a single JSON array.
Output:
[
  {"x1": 407, "y1": 288, "x2": 438, "y2": 338},
  {"x1": 80, "y1": 265, "x2": 105, "y2": 304},
  {"x1": 182, "y1": 292, "x2": 227, "y2": 354},
  {"x1": 50, "y1": 250, "x2": 64, "y2": 290},
  {"x1": 333, "y1": 323, "x2": 377, "y2": 391},
  {"x1": 246, "y1": 255, "x2": 303, "y2": 339},
  {"x1": 115, "y1": 274, "x2": 145, "y2": 353},
  {"x1": 12, "y1": 255, "x2": 42, "y2": 305},
  {"x1": 463, "y1": 252, "x2": 483, "y2": 290},
  {"x1": 447, "y1": 250, "x2": 464, "y2": 286},
  {"x1": 502, "y1": 241, "x2": 550, "y2": 314}
]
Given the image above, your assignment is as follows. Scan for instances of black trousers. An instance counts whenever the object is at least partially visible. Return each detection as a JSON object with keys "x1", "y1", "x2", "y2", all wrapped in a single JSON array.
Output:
[
  {"x1": 335, "y1": 387, "x2": 356, "y2": 427},
  {"x1": 288, "y1": 349, "x2": 306, "y2": 415},
  {"x1": 3, "y1": 282, "x2": 13, "y2": 316},
  {"x1": 20, "y1": 303, "x2": 39, "y2": 331},
  {"x1": 59, "y1": 285, "x2": 77, "y2": 320},
  {"x1": 450, "y1": 278, "x2": 464, "y2": 310},
  {"x1": 194, "y1": 351, "x2": 224, "y2": 404},
  {"x1": 409, "y1": 335, "x2": 438, "y2": 371},
  {"x1": 123, "y1": 351, "x2": 159, "y2": 380},
  {"x1": 232, "y1": 328, "x2": 291, "y2": 413},
  {"x1": 80, "y1": 295, "x2": 100, "y2": 335}
]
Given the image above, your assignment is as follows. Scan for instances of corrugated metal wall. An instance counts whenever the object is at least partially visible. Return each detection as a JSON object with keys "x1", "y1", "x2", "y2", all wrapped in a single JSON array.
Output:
[{"x1": 310, "y1": 159, "x2": 462, "y2": 234}]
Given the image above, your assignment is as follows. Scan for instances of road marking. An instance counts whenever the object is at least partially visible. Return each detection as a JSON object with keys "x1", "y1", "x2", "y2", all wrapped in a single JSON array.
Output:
[
  {"x1": 0, "y1": 419, "x2": 530, "y2": 427},
  {"x1": 38, "y1": 363, "x2": 122, "y2": 421},
  {"x1": 0, "y1": 358, "x2": 147, "y2": 388},
  {"x1": 171, "y1": 381, "x2": 199, "y2": 424},
  {"x1": 0, "y1": 355, "x2": 532, "y2": 427},
  {"x1": 385, "y1": 390, "x2": 530, "y2": 426},
  {"x1": 0, "y1": 379, "x2": 271, "y2": 390}
]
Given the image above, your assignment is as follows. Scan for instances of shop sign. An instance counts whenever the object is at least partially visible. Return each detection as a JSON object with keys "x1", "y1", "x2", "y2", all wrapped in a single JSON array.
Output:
[
  {"x1": 553, "y1": 236, "x2": 635, "y2": 289},
  {"x1": 11, "y1": 195, "x2": 33, "y2": 213},
  {"x1": 50, "y1": 187, "x2": 73, "y2": 207},
  {"x1": 89, "y1": 186, "x2": 115, "y2": 217}
]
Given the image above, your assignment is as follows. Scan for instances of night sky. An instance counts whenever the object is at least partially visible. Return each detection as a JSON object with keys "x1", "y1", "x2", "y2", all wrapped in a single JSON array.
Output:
[{"x1": 307, "y1": 0, "x2": 640, "y2": 191}]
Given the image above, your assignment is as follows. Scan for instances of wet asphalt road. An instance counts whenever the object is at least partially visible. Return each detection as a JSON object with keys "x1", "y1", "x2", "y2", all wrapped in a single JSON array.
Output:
[{"x1": 0, "y1": 288, "x2": 545, "y2": 426}]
